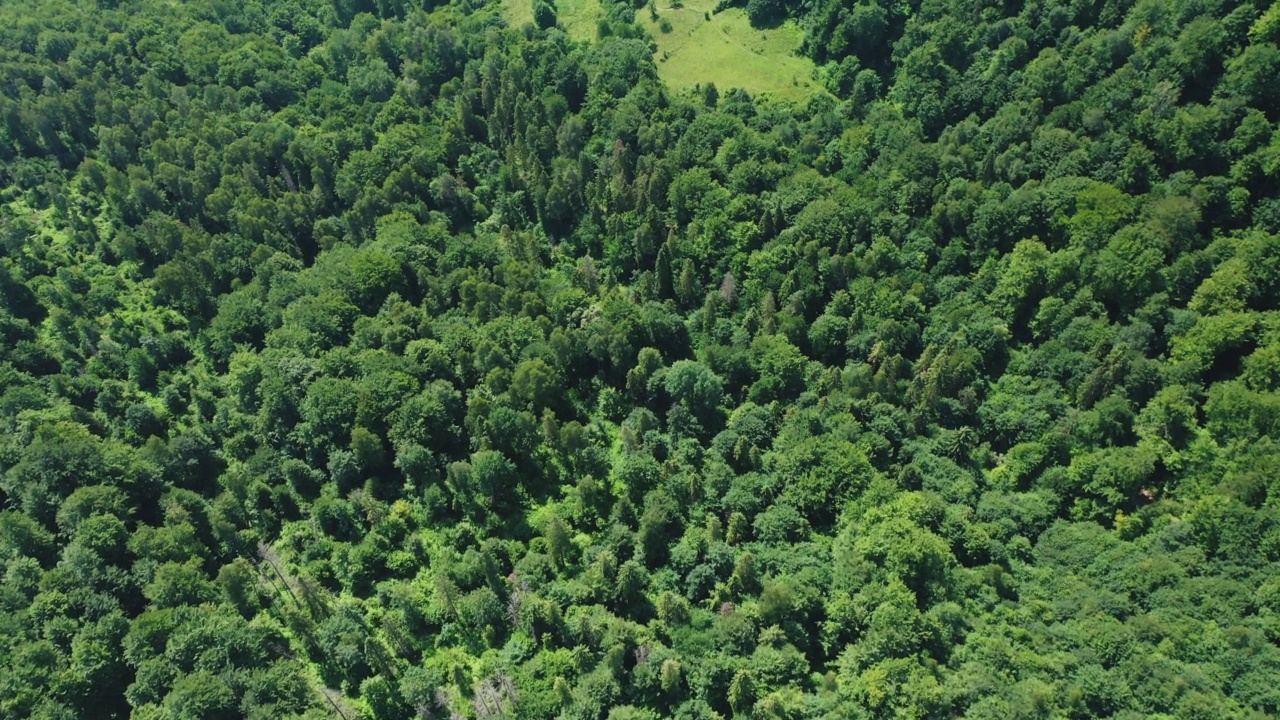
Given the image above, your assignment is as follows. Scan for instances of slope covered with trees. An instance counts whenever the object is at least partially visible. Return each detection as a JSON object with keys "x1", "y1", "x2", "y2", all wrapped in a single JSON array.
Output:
[{"x1": 2, "y1": 0, "x2": 1279, "y2": 718}]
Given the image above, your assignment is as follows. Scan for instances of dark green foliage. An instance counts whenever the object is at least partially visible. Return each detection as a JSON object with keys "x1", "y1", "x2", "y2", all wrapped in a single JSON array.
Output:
[
  {"x1": 534, "y1": 0, "x2": 557, "y2": 30},
  {"x1": 0, "y1": 0, "x2": 1278, "y2": 718}
]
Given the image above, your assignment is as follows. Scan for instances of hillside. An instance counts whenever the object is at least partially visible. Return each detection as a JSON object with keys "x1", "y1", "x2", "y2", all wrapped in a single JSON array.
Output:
[{"x1": 1, "y1": 1, "x2": 1280, "y2": 719}]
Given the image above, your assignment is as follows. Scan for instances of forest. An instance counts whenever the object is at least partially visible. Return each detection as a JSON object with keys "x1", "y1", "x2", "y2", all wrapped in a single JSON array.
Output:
[{"x1": 1, "y1": 0, "x2": 1280, "y2": 718}]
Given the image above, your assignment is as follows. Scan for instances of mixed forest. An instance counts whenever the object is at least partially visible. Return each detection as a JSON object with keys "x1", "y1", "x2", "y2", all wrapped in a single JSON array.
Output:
[{"x1": 2, "y1": 0, "x2": 1280, "y2": 718}]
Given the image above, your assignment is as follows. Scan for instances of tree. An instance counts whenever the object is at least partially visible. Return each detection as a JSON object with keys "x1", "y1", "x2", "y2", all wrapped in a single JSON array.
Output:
[
  {"x1": 663, "y1": 360, "x2": 724, "y2": 427},
  {"x1": 545, "y1": 514, "x2": 574, "y2": 570},
  {"x1": 164, "y1": 670, "x2": 237, "y2": 720},
  {"x1": 0, "y1": 510, "x2": 56, "y2": 565},
  {"x1": 513, "y1": 358, "x2": 560, "y2": 411},
  {"x1": 1094, "y1": 224, "x2": 1165, "y2": 312},
  {"x1": 627, "y1": 347, "x2": 664, "y2": 400},
  {"x1": 533, "y1": 0, "x2": 557, "y2": 30},
  {"x1": 1221, "y1": 43, "x2": 1280, "y2": 117},
  {"x1": 3, "y1": 422, "x2": 109, "y2": 526},
  {"x1": 749, "y1": 335, "x2": 807, "y2": 404},
  {"x1": 769, "y1": 436, "x2": 873, "y2": 528},
  {"x1": 217, "y1": 559, "x2": 260, "y2": 617},
  {"x1": 145, "y1": 560, "x2": 218, "y2": 608},
  {"x1": 728, "y1": 670, "x2": 756, "y2": 716},
  {"x1": 470, "y1": 450, "x2": 519, "y2": 509},
  {"x1": 302, "y1": 378, "x2": 359, "y2": 455}
]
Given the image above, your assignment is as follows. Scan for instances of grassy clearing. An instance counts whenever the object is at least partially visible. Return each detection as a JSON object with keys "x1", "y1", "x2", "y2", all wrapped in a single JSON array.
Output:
[
  {"x1": 640, "y1": 0, "x2": 823, "y2": 102},
  {"x1": 502, "y1": 0, "x2": 604, "y2": 43},
  {"x1": 499, "y1": 0, "x2": 824, "y2": 102}
]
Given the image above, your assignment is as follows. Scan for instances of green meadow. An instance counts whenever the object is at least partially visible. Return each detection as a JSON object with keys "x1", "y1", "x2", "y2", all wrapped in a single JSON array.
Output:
[
  {"x1": 502, "y1": 0, "x2": 605, "y2": 42},
  {"x1": 503, "y1": 0, "x2": 824, "y2": 101},
  {"x1": 641, "y1": 0, "x2": 822, "y2": 102}
]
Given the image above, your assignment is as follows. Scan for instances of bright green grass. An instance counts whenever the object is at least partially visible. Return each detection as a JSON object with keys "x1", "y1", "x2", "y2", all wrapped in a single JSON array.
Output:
[
  {"x1": 499, "y1": 0, "x2": 825, "y2": 102},
  {"x1": 641, "y1": 0, "x2": 823, "y2": 102},
  {"x1": 502, "y1": 0, "x2": 604, "y2": 42}
]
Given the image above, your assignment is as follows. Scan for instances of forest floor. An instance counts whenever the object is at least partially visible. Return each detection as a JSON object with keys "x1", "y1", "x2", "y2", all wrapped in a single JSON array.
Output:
[{"x1": 502, "y1": 0, "x2": 823, "y2": 102}]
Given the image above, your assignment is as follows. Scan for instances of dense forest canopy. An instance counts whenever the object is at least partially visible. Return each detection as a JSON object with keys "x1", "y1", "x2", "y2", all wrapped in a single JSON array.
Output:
[{"x1": 2, "y1": 0, "x2": 1280, "y2": 718}]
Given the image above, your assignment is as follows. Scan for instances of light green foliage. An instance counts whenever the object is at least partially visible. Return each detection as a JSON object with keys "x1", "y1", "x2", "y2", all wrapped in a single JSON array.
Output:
[{"x1": 727, "y1": 669, "x2": 755, "y2": 715}]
